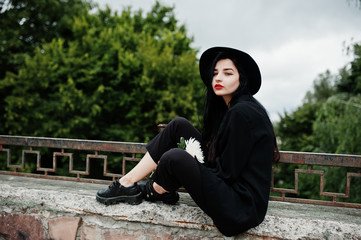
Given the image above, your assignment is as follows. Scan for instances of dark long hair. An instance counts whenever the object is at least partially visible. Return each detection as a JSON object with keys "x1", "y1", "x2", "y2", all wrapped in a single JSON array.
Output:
[{"x1": 202, "y1": 52, "x2": 280, "y2": 164}]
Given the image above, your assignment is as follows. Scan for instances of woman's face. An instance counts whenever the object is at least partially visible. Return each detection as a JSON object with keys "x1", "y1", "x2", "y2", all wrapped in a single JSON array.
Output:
[{"x1": 212, "y1": 58, "x2": 240, "y2": 105}]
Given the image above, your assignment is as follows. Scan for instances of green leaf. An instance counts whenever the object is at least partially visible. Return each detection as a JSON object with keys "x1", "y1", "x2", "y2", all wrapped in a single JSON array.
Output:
[{"x1": 177, "y1": 137, "x2": 186, "y2": 150}]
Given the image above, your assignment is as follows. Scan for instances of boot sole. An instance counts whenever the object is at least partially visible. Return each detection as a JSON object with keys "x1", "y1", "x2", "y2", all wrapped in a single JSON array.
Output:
[
  {"x1": 138, "y1": 181, "x2": 180, "y2": 205},
  {"x1": 96, "y1": 192, "x2": 142, "y2": 205},
  {"x1": 161, "y1": 193, "x2": 179, "y2": 205},
  {"x1": 143, "y1": 192, "x2": 180, "y2": 205}
]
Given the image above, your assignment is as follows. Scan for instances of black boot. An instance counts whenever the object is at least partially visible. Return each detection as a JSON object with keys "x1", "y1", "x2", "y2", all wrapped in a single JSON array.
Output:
[
  {"x1": 96, "y1": 178, "x2": 142, "y2": 205},
  {"x1": 138, "y1": 179, "x2": 179, "y2": 205}
]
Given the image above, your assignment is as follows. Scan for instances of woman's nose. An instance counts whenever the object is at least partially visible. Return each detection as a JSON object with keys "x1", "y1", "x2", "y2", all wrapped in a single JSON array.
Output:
[
  {"x1": 215, "y1": 77, "x2": 222, "y2": 82},
  {"x1": 214, "y1": 74, "x2": 222, "y2": 81}
]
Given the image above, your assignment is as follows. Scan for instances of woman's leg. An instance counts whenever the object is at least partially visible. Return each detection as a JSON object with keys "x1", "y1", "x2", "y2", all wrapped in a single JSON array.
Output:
[
  {"x1": 146, "y1": 117, "x2": 202, "y2": 164},
  {"x1": 143, "y1": 117, "x2": 203, "y2": 198},
  {"x1": 120, "y1": 117, "x2": 201, "y2": 187},
  {"x1": 96, "y1": 117, "x2": 202, "y2": 205},
  {"x1": 96, "y1": 151, "x2": 159, "y2": 205},
  {"x1": 150, "y1": 148, "x2": 206, "y2": 210},
  {"x1": 119, "y1": 152, "x2": 157, "y2": 187}
]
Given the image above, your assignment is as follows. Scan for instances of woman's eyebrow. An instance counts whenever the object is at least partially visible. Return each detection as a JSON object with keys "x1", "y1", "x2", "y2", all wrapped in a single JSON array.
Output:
[{"x1": 214, "y1": 67, "x2": 234, "y2": 72}]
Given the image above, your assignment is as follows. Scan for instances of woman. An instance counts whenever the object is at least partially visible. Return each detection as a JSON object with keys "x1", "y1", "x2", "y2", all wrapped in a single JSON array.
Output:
[{"x1": 96, "y1": 46, "x2": 280, "y2": 236}]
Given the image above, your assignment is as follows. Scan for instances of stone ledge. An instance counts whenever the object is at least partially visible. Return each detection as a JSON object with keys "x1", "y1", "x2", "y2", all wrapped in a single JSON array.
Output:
[{"x1": 0, "y1": 174, "x2": 360, "y2": 240}]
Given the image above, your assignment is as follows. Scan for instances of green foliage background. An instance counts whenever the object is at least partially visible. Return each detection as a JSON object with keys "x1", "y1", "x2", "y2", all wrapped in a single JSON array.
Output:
[
  {"x1": 0, "y1": 0, "x2": 204, "y2": 143},
  {"x1": 275, "y1": 42, "x2": 361, "y2": 203}
]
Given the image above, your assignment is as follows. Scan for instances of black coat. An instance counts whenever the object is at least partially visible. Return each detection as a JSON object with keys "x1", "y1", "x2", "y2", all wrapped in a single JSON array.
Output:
[{"x1": 199, "y1": 95, "x2": 274, "y2": 236}]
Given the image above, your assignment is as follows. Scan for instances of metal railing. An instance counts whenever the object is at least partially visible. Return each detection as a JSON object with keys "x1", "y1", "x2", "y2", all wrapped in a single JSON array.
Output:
[
  {"x1": 0, "y1": 135, "x2": 147, "y2": 184},
  {"x1": 270, "y1": 151, "x2": 361, "y2": 209},
  {"x1": 0, "y1": 135, "x2": 360, "y2": 208}
]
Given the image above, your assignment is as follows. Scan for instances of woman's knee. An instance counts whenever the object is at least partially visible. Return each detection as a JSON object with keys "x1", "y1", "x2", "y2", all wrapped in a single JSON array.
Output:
[
  {"x1": 158, "y1": 148, "x2": 195, "y2": 170},
  {"x1": 168, "y1": 117, "x2": 192, "y2": 129},
  {"x1": 167, "y1": 117, "x2": 201, "y2": 142},
  {"x1": 160, "y1": 148, "x2": 186, "y2": 163}
]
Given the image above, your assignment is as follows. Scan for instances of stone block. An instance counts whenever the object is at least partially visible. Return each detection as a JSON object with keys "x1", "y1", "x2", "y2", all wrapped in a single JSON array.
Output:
[
  {"x1": 81, "y1": 225, "x2": 100, "y2": 240},
  {"x1": 0, "y1": 213, "x2": 45, "y2": 240},
  {"x1": 81, "y1": 224, "x2": 169, "y2": 240},
  {"x1": 48, "y1": 216, "x2": 81, "y2": 240}
]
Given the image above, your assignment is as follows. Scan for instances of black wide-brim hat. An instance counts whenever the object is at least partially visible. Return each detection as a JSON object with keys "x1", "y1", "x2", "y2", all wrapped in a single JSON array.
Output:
[{"x1": 199, "y1": 47, "x2": 261, "y2": 95}]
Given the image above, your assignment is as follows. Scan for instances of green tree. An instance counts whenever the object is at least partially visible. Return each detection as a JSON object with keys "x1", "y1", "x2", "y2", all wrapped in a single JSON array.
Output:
[
  {"x1": 277, "y1": 43, "x2": 361, "y2": 154},
  {"x1": 337, "y1": 43, "x2": 361, "y2": 95},
  {"x1": 275, "y1": 0, "x2": 361, "y2": 203},
  {"x1": 0, "y1": 2, "x2": 203, "y2": 143},
  {"x1": 276, "y1": 43, "x2": 361, "y2": 202},
  {"x1": 313, "y1": 94, "x2": 361, "y2": 154},
  {"x1": 303, "y1": 70, "x2": 337, "y2": 104},
  {"x1": 0, "y1": 0, "x2": 92, "y2": 134},
  {"x1": 277, "y1": 103, "x2": 318, "y2": 152},
  {"x1": 313, "y1": 43, "x2": 361, "y2": 155},
  {"x1": 276, "y1": 70, "x2": 337, "y2": 152},
  {"x1": 0, "y1": 0, "x2": 92, "y2": 78},
  {"x1": 274, "y1": 42, "x2": 361, "y2": 203}
]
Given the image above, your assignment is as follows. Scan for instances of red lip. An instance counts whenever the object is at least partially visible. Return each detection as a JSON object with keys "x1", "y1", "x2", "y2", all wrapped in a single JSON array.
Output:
[{"x1": 214, "y1": 84, "x2": 224, "y2": 90}]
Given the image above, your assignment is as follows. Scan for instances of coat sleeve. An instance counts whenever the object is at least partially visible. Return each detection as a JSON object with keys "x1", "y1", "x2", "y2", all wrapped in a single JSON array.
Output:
[{"x1": 213, "y1": 105, "x2": 254, "y2": 183}]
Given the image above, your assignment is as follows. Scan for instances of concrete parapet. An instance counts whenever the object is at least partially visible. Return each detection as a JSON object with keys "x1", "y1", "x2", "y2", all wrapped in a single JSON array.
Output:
[{"x1": 0, "y1": 174, "x2": 360, "y2": 240}]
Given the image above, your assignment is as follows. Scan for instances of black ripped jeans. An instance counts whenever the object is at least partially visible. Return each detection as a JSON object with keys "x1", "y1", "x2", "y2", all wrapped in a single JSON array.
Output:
[{"x1": 146, "y1": 117, "x2": 207, "y2": 209}]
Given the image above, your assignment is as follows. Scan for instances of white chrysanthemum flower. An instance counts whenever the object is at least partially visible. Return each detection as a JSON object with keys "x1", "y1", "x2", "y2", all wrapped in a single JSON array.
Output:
[{"x1": 185, "y1": 137, "x2": 204, "y2": 164}]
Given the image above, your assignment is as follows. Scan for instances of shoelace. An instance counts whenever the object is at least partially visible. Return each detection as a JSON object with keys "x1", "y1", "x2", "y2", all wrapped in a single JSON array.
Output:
[{"x1": 109, "y1": 178, "x2": 120, "y2": 189}]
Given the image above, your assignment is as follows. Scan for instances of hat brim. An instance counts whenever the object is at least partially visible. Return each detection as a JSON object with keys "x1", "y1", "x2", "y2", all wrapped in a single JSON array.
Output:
[{"x1": 199, "y1": 47, "x2": 261, "y2": 95}]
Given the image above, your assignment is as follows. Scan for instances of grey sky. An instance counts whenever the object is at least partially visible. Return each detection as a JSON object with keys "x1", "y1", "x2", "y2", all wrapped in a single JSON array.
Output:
[{"x1": 94, "y1": 0, "x2": 361, "y2": 122}]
